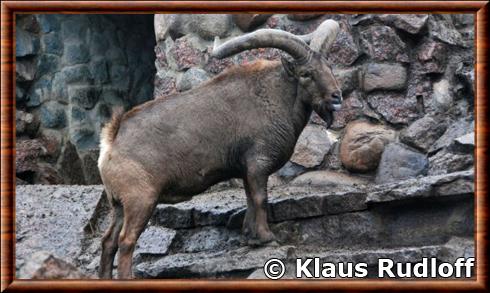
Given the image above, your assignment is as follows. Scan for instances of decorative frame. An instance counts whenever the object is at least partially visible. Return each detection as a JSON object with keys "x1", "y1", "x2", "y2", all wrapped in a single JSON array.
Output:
[{"x1": 1, "y1": 1, "x2": 488, "y2": 291}]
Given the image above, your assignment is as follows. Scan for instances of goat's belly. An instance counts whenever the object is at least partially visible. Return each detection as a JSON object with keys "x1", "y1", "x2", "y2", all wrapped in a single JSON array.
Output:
[{"x1": 158, "y1": 170, "x2": 235, "y2": 204}]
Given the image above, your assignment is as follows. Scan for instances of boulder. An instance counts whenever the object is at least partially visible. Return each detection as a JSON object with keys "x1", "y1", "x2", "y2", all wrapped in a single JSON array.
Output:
[
  {"x1": 428, "y1": 15, "x2": 465, "y2": 47},
  {"x1": 416, "y1": 40, "x2": 447, "y2": 74},
  {"x1": 189, "y1": 14, "x2": 232, "y2": 41},
  {"x1": 290, "y1": 170, "x2": 370, "y2": 187},
  {"x1": 399, "y1": 115, "x2": 447, "y2": 152},
  {"x1": 42, "y1": 32, "x2": 63, "y2": 55},
  {"x1": 328, "y1": 27, "x2": 360, "y2": 66},
  {"x1": 429, "y1": 119, "x2": 473, "y2": 153},
  {"x1": 428, "y1": 149, "x2": 473, "y2": 176},
  {"x1": 287, "y1": 14, "x2": 323, "y2": 21},
  {"x1": 154, "y1": 14, "x2": 182, "y2": 41},
  {"x1": 26, "y1": 77, "x2": 52, "y2": 107},
  {"x1": 451, "y1": 132, "x2": 474, "y2": 153},
  {"x1": 331, "y1": 91, "x2": 364, "y2": 130},
  {"x1": 63, "y1": 42, "x2": 90, "y2": 65},
  {"x1": 375, "y1": 142, "x2": 428, "y2": 184},
  {"x1": 359, "y1": 25, "x2": 409, "y2": 63},
  {"x1": 367, "y1": 92, "x2": 419, "y2": 125},
  {"x1": 16, "y1": 29, "x2": 40, "y2": 57},
  {"x1": 290, "y1": 124, "x2": 331, "y2": 168},
  {"x1": 361, "y1": 63, "x2": 407, "y2": 92},
  {"x1": 378, "y1": 14, "x2": 429, "y2": 34},
  {"x1": 58, "y1": 140, "x2": 86, "y2": 184},
  {"x1": 340, "y1": 121, "x2": 396, "y2": 173},
  {"x1": 68, "y1": 85, "x2": 101, "y2": 110},
  {"x1": 16, "y1": 58, "x2": 37, "y2": 82},
  {"x1": 16, "y1": 110, "x2": 40, "y2": 136},
  {"x1": 233, "y1": 14, "x2": 272, "y2": 32},
  {"x1": 333, "y1": 67, "x2": 358, "y2": 95},
  {"x1": 39, "y1": 101, "x2": 66, "y2": 129},
  {"x1": 432, "y1": 79, "x2": 453, "y2": 112},
  {"x1": 170, "y1": 36, "x2": 205, "y2": 71},
  {"x1": 176, "y1": 67, "x2": 211, "y2": 92}
]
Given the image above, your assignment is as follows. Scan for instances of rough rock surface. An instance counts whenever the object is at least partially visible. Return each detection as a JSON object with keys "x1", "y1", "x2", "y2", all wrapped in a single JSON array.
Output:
[
  {"x1": 290, "y1": 124, "x2": 332, "y2": 168},
  {"x1": 340, "y1": 121, "x2": 396, "y2": 173},
  {"x1": 375, "y1": 142, "x2": 428, "y2": 184},
  {"x1": 16, "y1": 169, "x2": 474, "y2": 278}
]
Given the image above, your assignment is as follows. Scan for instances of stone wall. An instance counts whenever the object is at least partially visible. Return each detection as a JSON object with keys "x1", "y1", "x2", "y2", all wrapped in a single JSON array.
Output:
[
  {"x1": 153, "y1": 13, "x2": 474, "y2": 186},
  {"x1": 16, "y1": 14, "x2": 156, "y2": 184}
]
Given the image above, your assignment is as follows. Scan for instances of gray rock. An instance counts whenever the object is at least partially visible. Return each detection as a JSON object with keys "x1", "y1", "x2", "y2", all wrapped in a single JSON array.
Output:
[
  {"x1": 16, "y1": 59, "x2": 37, "y2": 82},
  {"x1": 340, "y1": 121, "x2": 396, "y2": 173},
  {"x1": 375, "y1": 142, "x2": 428, "y2": 184},
  {"x1": 39, "y1": 101, "x2": 66, "y2": 129},
  {"x1": 399, "y1": 115, "x2": 447, "y2": 152},
  {"x1": 378, "y1": 14, "x2": 428, "y2": 34},
  {"x1": 26, "y1": 77, "x2": 52, "y2": 107},
  {"x1": 135, "y1": 226, "x2": 176, "y2": 256},
  {"x1": 361, "y1": 63, "x2": 407, "y2": 92},
  {"x1": 275, "y1": 161, "x2": 306, "y2": 181},
  {"x1": 16, "y1": 29, "x2": 40, "y2": 57},
  {"x1": 42, "y1": 32, "x2": 63, "y2": 55},
  {"x1": 428, "y1": 15, "x2": 465, "y2": 46},
  {"x1": 89, "y1": 59, "x2": 109, "y2": 84},
  {"x1": 451, "y1": 132, "x2": 474, "y2": 153},
  {"x1": 233, "y1": 14, "x2": 272, "y2": 32},
  {"x1": 80, "y1": 149, "x2": 102, "y2": 185},
  {"x1": 176, "y1": 68, "x2": 211, "y2": 92},
  {"x1": 63, "y1": 42, "x2": 90, "y2": 65},
  {"x1": 429, "y1": 119, "x2": 473, "y2": 153},
  {"x1": 290, "y1": 170, "x2": 370, "y2": 187},
  {"x1": 36, "y1": 15, "x2": 61, "y2": 33},
  {"x1": 328, "y1": 26, "x2": 360, "y2": 66},
  {"x1": 333, "y1": 67, "x2": 358, "y2": 95},
  {"x1": 16, "y1": 110, "x2": 39, "y2": 136},
  {"x1": 16, "y1": 185, "x2": 103, "y2": 277},
  {"x1": 359, "y1": 25, "x2": 409, "y2": 63},
  {"x1": 416, "y1": 40, "x2": 447, "y2": 74},
  {"x1": 58, "y1": 140, "x2": 86, "y2": 184},
  {"x1": 68, "y1": 86, "x2": 101, "y2": 110},
  {"x1": 367, "y1": 92, "x2": 419, "y2": 125},
  {"x1": 61, "y1": 16, "x2": 88, "y2": 41},
  {"x1": 154, "y1": 14, "x2": 184, "y2": 41},
  {"x1": 287, "y1": 14, "x2": 323, "y2": 21},
  {"x1": 36, "y1": 54, "x2": 60, "y2": 77},
  {"x1": 180, "y1": 227, "x2": 240, "y2": 253},
  {"x1": 368, "y1": 170, "x2": 473, "y2": 203},
  {"x1": 428, "y1": 149, "x2": 473, "y2": 175},
  {"x1": 189, "y1": 14, "x2": 232, "y2": 41},
  {"x1": 290, "y1": 124, "x2": 331, "y2": 168},
  {"x1": 135, "y1": 245, "x2": 295, "y2": 278},
  {"x1": 62, "y1": 64, "x2": 93, "y2": 83},
  {"x1": 432, "y1": 79, "x2": 453, "y2": 112}
]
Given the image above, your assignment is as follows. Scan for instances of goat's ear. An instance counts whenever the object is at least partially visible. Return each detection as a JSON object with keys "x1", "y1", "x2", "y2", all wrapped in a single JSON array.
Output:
[{"x1": 281, "y1": 57, "x2": 296, "y2": 77}]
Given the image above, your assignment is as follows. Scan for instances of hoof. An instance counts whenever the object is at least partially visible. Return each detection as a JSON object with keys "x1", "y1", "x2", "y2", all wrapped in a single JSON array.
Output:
[{"x1": 247, "y1": 235, "x2": 278, "y2": 247}]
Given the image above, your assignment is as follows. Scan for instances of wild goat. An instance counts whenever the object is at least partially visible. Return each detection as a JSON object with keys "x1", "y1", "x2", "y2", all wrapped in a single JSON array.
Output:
[{"x1": 98, "y1": 19, "x2": 342, "y2": 279}]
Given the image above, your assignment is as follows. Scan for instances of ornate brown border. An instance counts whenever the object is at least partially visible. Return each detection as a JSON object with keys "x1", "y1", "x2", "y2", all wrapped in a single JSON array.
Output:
[{"x1": 1, "y1": 1, "x2": 488, "y2": 292}]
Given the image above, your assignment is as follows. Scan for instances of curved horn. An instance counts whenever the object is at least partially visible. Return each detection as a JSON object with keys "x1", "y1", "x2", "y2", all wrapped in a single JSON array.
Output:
[
  {"x1": 212, "y1": 29, "x2": 312, "y2": 62},
  {"x1": 307, "y1": 19, "x2": 340, "y2": 54}
]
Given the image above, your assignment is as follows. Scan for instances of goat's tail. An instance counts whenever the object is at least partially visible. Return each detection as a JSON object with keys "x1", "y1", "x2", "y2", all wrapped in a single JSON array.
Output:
[{"x1": 98, "y1": 107, "x2": 124, "y2": 169}]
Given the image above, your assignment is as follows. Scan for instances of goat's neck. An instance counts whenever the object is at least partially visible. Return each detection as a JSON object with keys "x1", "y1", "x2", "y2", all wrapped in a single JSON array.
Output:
[{"x1": 292, "y1": 85, "x2": 313, "y2": 137}]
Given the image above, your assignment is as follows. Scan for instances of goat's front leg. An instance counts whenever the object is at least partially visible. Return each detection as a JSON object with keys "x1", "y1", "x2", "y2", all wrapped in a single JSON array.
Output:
[{"x1": 244, "y1": 166, "x2": 276, "y2": 246}]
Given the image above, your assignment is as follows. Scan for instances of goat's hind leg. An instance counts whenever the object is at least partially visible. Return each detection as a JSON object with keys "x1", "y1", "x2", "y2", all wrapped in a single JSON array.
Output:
[
  {"x1": 99, "y1": 194, "x2": 124, "y2": 279},
  {"x1": 117, "y1": 188, "x2": 158, "y2": 279}
]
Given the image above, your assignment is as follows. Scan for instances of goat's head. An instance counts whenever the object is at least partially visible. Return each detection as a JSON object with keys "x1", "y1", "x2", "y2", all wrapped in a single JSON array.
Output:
[{"x1": 212, "y1": 19, "x2": 342, "y2": 126}]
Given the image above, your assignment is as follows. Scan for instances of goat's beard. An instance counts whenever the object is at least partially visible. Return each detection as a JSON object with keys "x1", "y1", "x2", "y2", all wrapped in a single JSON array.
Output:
[{"x1": 313, "y1": 101, "x2": 333, "y2": 128}]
